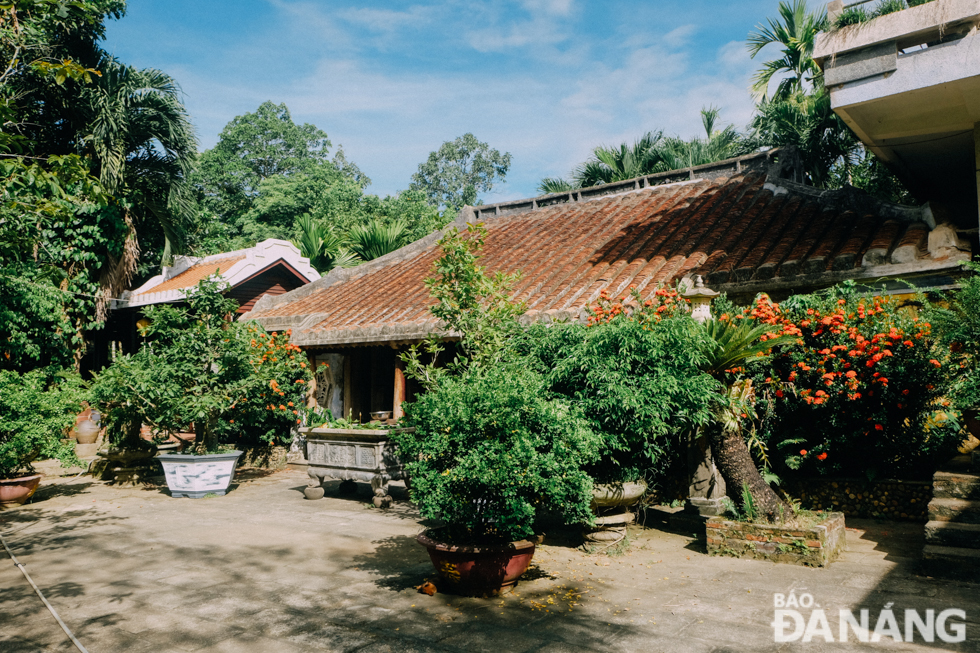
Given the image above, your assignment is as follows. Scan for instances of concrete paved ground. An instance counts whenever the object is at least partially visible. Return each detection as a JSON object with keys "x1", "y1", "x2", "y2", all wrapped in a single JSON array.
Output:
[{"x1": 1, "y1": 469, "x2": 978, "y2": 653}]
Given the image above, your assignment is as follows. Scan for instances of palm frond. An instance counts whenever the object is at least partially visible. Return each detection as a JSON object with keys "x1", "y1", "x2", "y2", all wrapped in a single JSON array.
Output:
[{"x1": 348, "y1": 219, "x2": 409, "y2": 261}]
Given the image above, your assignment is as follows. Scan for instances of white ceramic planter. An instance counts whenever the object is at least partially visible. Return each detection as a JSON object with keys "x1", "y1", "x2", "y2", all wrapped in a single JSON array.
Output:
[{"x1": 157, "y1": 451, "x2": 243, "y2": 498}]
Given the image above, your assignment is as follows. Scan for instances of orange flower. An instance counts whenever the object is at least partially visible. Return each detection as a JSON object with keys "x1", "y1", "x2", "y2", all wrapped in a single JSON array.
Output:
[
  {"x1": 287, "y1": 401, "x2": 294, "y2": 407},
  {"x1": 845, "y1": 371, "x2": 856, "y2": 378},
  {"x1": 800, "y1": 449, "x2": 808, "y2": 456},
  {"x1": 930, "y1": 359, "x2": 941, "y2": 367},
  {"x1": 279, "y1": 404, "x2": 286, "y2": 410},
  {"x1": 817, "y1": 452, "x2": 828, "y2": 461}
]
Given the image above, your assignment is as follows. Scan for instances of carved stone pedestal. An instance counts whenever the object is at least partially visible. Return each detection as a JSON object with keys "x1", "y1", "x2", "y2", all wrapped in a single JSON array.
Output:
[{"x1": 300, "y1": 427, "x2": 411, "y2": 508}]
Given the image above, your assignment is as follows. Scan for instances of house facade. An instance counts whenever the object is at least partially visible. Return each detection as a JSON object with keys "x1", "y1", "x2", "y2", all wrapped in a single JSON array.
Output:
[{"x1": 92, "y1": 239, "x2": 320, "y2": 371}]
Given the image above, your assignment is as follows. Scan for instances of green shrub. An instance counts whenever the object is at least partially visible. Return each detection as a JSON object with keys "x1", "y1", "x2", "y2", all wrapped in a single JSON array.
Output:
[
  {"x1": 0, "y1": 368, "x2": 84, "y2": 478},
  {"x1": 395, "y1": 363, "x2": 601, "y2": 544},
  {"x1": 927, "y1": 263, "x2": 980, "y2": 412},
  {"x1": 521, "y1": 314, "x2": 718, "y2": 484}
]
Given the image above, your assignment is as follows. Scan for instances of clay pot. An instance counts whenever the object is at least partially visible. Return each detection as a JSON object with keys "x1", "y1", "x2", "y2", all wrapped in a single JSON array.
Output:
[
  {"x1": 0, "y1": 474, "x2": 42, "y2": 509},
  {"x1": 591, "y1": 480, "x2": 647, "y2": 509},
  {"x1": 75, "y1": 419, "x2": 100, "y2": 445},
  {"x1": 416, "y1": 530, "x2": 535, "y2": 596}
]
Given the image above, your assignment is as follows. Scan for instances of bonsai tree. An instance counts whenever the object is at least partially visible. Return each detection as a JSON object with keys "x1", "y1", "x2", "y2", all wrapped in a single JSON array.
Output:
[
  {"x1": 93, "y1": 277, "x2": 310, "y2": 453},
  {"x1": 0, "y1": 368, "x2": 84, "y2": 479},
  {"x1": 396, "y1": 224, "x2": 601, "y2": 544}
]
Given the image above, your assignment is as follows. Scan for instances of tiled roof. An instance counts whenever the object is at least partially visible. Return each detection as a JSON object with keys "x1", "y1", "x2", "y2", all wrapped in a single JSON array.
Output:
[
  {"x1": 247, "y1": 172, "x2": 968, "y2": 347},
  {"x1": 118, "y1": 239, "x2": 321, "y2": 309},
  {"x1": 131, "y1": 256, "x2": 245, "y2": 298}
]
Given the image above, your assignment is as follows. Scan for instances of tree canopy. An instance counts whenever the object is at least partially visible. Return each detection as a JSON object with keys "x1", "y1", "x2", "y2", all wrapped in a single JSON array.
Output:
[{"x1": 409, "y1": 133, "x2": 511, "y2": 211}]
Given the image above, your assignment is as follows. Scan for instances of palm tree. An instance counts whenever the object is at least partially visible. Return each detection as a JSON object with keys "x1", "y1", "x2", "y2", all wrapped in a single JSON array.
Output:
[
  {"x1": 293, "y1": 215, "x2": 360, "y2": 274},
  {"x1": 659, "y1": 107, "x2": 748, "y2": 170},
  {"x1": 82, "y1": 58, "x2": 198, "y2": 266},
  {"x1": 749, "y1": 91, "x2": 855, "y2": 187},
  {"x1": 348, "y1": 219, "x2": 409, "y2": 261},
  {"x1": 747, "y1": 0, "x2": 828, "y2": 100}
]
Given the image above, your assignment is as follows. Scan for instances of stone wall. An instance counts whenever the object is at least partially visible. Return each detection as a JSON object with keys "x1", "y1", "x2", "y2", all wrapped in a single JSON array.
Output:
[
  {"x1": 238, "y1": 445, "x2": 288, "y2": 470},
  {"x1": 782, "y1": 478, "x2": 931, "y2": 522},
  {"x1": 706, "y1": 512, "x2": 846, "y2": 567}
]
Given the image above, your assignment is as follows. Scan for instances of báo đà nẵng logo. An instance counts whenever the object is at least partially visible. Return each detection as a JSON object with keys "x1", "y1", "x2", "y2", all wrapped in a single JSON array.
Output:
[{"x1": 772, "y1": 590, "x2": 966, "y2": 644}]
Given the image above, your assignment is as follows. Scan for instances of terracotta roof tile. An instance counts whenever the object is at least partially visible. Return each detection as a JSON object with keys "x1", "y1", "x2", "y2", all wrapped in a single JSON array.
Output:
[{"x1": 249, "y1": 173, "x2": 956, "y2": 346}]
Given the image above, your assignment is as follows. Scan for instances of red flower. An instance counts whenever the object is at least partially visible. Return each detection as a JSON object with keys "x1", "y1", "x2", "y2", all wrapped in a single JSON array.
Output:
[
  {"x1": 874, "y1": 424, "x2": 884, "y2": 431},
  {"x1": 930, "y1": 359, "x2": 941, "y2": 367},
  {"x1": 817, "y1": 452, "x2": 828, "y2": 461}
]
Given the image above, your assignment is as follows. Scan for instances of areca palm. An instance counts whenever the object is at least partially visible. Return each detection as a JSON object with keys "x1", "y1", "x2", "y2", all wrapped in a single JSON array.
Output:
[
  {"x1": 747, "y1": 0, "x2": 828, "y2": 100},
  {"x1": 82, "y1": 58, "x2": 198, "y2": 266}
]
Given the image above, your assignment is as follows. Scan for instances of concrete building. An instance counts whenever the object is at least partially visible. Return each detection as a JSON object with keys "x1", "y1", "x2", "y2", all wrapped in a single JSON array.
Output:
[
  {"x1": 243, "y1": 150, "x2": 969, "y2": 422},
  {"x1": 815, "y1": 0, "x2": 980, "y2": 228}
]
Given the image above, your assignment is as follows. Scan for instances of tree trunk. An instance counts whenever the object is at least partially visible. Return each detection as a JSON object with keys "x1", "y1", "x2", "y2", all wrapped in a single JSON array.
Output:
[{"x1": 709, "y1": 426, "x2": 791, "y2": 523}]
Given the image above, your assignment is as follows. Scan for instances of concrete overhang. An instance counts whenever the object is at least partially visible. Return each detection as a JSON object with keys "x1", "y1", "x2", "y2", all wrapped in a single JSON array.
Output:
[{"x1": 814, "y1": 0, "x2": 980, "y2": 227}]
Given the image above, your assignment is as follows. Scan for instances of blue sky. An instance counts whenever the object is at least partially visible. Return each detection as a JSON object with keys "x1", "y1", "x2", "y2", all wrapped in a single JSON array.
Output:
[{"x1": 104, "y1": 0, "x2": 786, "y2": 202}]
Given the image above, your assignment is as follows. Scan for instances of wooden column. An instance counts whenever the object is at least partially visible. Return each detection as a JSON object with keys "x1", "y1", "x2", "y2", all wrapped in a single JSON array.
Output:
[
  {"x1": 343, "y1": 354, "x2": 352, "y2": 421},
  {"x1": 393, "y1": 356, "x2": 406, "y2": 421}
]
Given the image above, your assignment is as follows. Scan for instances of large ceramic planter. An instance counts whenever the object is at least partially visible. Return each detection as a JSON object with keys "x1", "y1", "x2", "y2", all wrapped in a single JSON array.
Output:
[
  {"x1": 586, "y1": 480, "x2": 648, "y2": 543},
  {"x1": 0, "y1": 474, "x2": 42, "y2": 509},
  {"x1": 417, "y1": 530, "x2": 536, "y2": 596},
  {"x1": 157, "y1": 451, "x2": 242, "y2": 498}
]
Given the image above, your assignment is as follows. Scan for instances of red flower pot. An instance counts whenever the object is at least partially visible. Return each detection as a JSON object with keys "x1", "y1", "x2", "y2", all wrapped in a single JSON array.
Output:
[
  {"x1": 416, "y1": 530, "x2": 535, "y2": 596},
  {"x1": 0, "y1": 474, "x2": 42, "y2": 509}
]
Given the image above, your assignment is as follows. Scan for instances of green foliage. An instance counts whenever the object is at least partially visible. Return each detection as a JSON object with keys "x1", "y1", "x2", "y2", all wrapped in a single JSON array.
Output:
[
  {"x1": 832, "y1": 0, "x2": 934, "y2": 29},
  {"x1": 750, "y1": 90, "x2": 856, "y2": 187},
  {"x1": 826, "y1": 146, "x2": 913, "y2": 204},
  {"x1": 404, "y1": 223, "x2": 525, "y2": 383},
  {"x1": 0, "y1": 368, "x2": 85, "y2": 478},
  {"x1": 410, "y1": 133, "x2": 511, "y2": 211},
  {"x1": 92, "y1": 277, "x2": 311, "y2": 452},
  {"x1": 539, "y1": 109, "x2": 751, "y2": 192},
  {"x1": 521, "y1": 317, "x2": 719, "y2": 484},
  {"x1": 0, "y1": 154, "x2": 128, "y2": 370},
  {"x1": 398, "y1": 223, "x2": 600, "y2": 543},
  {"x1": 347, "y1": 219, "x2": 409, "y2": 261},
  {"x1": 927, "y1": 263, "x2": 980, "y2": 411},
  {"x1": 293, "y1": 214, "x2": 360, "y2": 274},
  {"x1": 394, "y1": 363, "x2": 600, "y2": 544}
]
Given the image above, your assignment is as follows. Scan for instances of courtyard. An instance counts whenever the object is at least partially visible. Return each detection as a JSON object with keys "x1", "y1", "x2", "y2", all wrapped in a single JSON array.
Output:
[{"x1": 2, "y1": 470, "x2": 977, "y2": 653}]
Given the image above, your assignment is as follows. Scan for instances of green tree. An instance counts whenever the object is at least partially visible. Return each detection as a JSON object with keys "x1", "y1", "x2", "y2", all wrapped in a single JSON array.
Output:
[
  {"x1": 347, "y1": 219, "x2": 409, "y2": 261},
  {"x1": 747, "y1": 0, "x2": 827, "y2": 100},
  {"x1": 410, "y1": 133, "x2": 511, "y2": 211}
]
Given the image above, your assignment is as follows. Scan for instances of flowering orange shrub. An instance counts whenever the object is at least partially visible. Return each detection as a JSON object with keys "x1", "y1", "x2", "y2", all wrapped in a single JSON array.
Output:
[
  {"x1": 586, "y1": 285, "x2": 690, "y2": 327},
  {"x1": 737, "y1": 288, "x2": 961, "y2": 479},
  {"x1": 219, "y1": 326, "x2": 312, "y2": 447}
]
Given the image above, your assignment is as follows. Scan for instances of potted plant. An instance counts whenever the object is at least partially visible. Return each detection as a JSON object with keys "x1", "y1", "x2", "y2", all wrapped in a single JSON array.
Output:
[
  {"x1": 520, "y1": 285, "x2": 719, "y2": 541},
  {"x1": 0, "y1": 369, "x2": 84, "y2": 507},
  {"x1": 394, "y1": 362, "x2": 599, "y2": 595},
  {"x1": 397, "y1": 225, "x2": 601, "y2": 594},
  {"x1": 93, "y1": 277, "x2": 310, "y2": 497}
]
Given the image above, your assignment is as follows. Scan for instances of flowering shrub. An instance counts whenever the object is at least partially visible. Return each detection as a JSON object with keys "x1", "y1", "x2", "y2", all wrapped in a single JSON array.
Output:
[
  {"x1": 741, "y1": 286, "x2": 961, "y2": 479},
  {"x1": 94, "y1": 278, "x2": 310, "y2": 452},
  {"x1": 927, "y1": 263, "x2": 980, "y2": 412}
]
